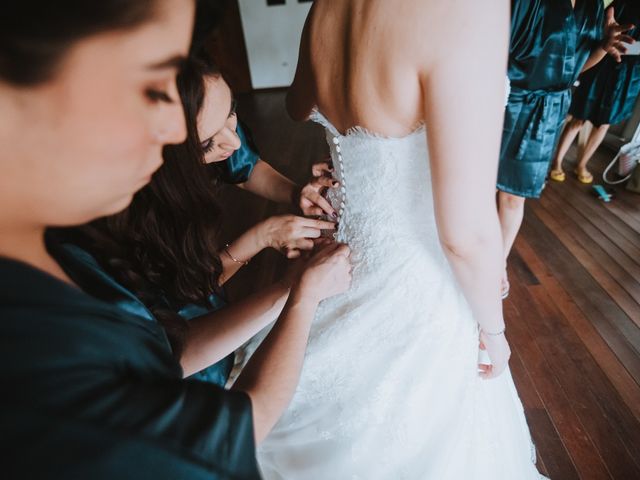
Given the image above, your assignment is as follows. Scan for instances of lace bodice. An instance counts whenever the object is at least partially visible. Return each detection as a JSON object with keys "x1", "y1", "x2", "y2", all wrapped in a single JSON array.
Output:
[{"x1": 311, "y1": 111, "x2": 447, "y2": 278}]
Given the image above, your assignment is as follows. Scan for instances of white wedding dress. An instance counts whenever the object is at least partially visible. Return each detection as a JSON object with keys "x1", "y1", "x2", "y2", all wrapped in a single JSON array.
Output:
[{"x1": 256, "y1": 110, "x2": 546, "y2": 479}]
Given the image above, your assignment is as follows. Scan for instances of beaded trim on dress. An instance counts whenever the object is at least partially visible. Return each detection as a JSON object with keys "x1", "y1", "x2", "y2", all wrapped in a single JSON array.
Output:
[{"x1": 309, "y1": 109, "x2": 425, "y2": 140}]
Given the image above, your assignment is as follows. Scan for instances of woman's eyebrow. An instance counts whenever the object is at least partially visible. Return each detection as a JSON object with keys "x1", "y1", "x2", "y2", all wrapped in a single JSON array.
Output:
[{"x1": 146, "y1": 54, "x2": 187, "y2": 71}]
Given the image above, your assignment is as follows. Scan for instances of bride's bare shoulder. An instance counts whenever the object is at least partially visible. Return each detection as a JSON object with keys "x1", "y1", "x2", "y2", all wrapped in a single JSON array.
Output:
[{"x1": 395, "y1": 0, "x2": 509, "y2": 68}]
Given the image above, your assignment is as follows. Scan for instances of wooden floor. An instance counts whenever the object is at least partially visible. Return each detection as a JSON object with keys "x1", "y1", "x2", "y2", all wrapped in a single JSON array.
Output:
[{"x1": 223, "y1": 90, "x2": 640, "y2": 480}]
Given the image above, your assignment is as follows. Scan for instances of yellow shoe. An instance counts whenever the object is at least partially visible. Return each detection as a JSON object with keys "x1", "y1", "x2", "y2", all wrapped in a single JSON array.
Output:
[
  {"x1": 549, "y1": 169, "x2": 566, "y2": 182},
  {"x1": 574, "y1": 169, "x2": 593, "y2": 184}
]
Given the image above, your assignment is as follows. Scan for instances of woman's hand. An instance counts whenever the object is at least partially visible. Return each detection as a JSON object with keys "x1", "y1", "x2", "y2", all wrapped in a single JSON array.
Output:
[
  {"x1": 296, "y1": 161, "x2": 339, "y2": 217},
  {"x1": 478, "y1": 331, "x2": 511, "y2": 380},
  {"x1": 295, "y1": 242, "x2": 352, "y2": 304},
  {"x1": 258, "y1": 214, "x2": 336, "y2": 258},
  {"x1": 602, "y1": 7, "x2": 635, "y2": 63}
]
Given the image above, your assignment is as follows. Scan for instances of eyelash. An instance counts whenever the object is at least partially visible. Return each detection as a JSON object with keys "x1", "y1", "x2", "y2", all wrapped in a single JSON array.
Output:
[
  {"x1": 145, "y1": 89, "x2": 174, "y2": 104},
  {"x1": 202, "y1": 138, "x2": 215, "y2": 153},
  {"x1": 202, "y1": 108, "x2": 237, "y2": 154}
]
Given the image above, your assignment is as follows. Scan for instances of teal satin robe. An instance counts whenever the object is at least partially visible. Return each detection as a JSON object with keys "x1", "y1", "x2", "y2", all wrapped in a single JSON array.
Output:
[
  {"x1": 570, "y1": 0, "x2": 640, "y2": 126},
  {"x1": 0, "y1": 247, "x2": 260, "y2": 479},
  {"x1": 57, "y1": 242, "x2": 235, "y2": 386},
  {"x1": 498, "y1": 0, "x2": 604, "y2": 198}
]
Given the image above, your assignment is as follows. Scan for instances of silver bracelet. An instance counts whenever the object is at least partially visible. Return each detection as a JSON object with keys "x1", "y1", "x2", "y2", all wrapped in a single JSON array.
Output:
[
  {"x1": 481, "y1": 326, "x2": 506, "y2": 336},
  {"x1": 223, "y1": 243, "x2": 250, "y2": 266}
]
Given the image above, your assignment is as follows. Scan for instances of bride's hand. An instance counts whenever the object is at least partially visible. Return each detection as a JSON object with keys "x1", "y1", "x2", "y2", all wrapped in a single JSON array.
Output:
[
  {"x1": 296, "y1": 161, "x2": 339, "y2": 217},
  {"x1": 478, "y1": 330, "x2": 511, "y2": 379}
]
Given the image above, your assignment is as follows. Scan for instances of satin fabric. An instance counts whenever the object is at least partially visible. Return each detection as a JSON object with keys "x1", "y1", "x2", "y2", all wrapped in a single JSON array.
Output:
[
  {"x1": 498, "y1": 0, "x2": 604, "y2": 198},
  {"x1": 216, "y1": 121, "x2": 260, "y2": 184},
  {"x1": 570, "y1": 0, "x2": 640, "y2": 126},
  {"x1": 58, "y1": 242, "x2": 235, "y2": 387},
  {"x1": 0, "y1": 239, "x2": 260, "y2": 479}
]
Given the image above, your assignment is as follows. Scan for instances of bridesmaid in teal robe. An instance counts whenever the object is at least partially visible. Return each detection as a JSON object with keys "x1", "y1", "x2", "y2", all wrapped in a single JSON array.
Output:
[
  {"x1": 570, "y1": 1, "x2": 640, "y2": 127},
  {"x1": 498, "y1": 0, "x2": 605, "y2": 198},
  {"x1": 551, "y1": 0, "x2": 640, "y2": 183},
  {"x1": 1, "y1": 236, "x2": 260, "y2": 480},
  {"x1": 497, "y1": 0, "x2": 606, "y2": 298}
]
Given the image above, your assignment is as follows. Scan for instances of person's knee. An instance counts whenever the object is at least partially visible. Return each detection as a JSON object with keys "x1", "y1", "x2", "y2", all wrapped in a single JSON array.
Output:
[{"x1": 498, "y1": 191, "x2": 525, "y2": 211}]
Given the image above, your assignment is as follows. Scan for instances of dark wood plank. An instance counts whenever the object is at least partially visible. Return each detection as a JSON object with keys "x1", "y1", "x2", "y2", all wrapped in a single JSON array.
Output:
[
  {"x1": 542, "y1": 187, "x2": 640, "y2": 289},
  {"x1": 506, "y1": 278, "x2": 616, "y2": 479},
  {"x1": 520, "y1": 211, "x2": 640, "y2": 385},
  {"x1": 526, "y1": 200, "x2": 640, "y2": 349},
  {"x1": 508, "y1": 337, "x2": 572, "y2": 479},
  {"x1": 528, "y1": 285, "x2": 640, "y2": 477},
  {"x1": 513, "y1": 237, "x2": 640, "y2": 423},
  {"x1": 546, "y1": 179, "x2": 640, "y2": 258}
]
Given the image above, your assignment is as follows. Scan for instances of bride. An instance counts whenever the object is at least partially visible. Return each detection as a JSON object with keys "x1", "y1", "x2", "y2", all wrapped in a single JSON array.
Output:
[{"x1": 254, "y1": 0, "x2": 545, "y2": 478}]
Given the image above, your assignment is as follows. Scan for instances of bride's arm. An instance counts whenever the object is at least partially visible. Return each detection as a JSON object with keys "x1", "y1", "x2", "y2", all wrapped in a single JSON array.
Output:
[
  {"x1": 286, "y1": 3, "x2": 316, "y2": 121},
  {"x1": 420, "y1": 0, "x2": 510, "y2": 378}
]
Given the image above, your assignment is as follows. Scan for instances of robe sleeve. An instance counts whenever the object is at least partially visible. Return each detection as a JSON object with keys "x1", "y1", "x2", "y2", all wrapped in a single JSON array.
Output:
[
  {"x1": 1, "y1": 305, "x2": 260, "y2": 479},
  {"x1": 219, "y1": 121, "x2": 260, "y2": 184}
]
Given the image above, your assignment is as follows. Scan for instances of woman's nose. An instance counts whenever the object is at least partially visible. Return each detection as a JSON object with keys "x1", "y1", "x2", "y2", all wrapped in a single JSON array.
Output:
[
  {"x1": 218, "y1": 128, "x2": 241, "y2": 151},
  {"x1": 156, "y1": 103, "x2": 187, "y2": 145}
]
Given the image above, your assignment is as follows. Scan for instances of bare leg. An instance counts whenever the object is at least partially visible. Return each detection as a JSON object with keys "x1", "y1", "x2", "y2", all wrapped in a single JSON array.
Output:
[
  {"x1": 576, "y1": 124, "x2": 610, "y2": 176},
  {"x1": 551, "y1": 117, "x2": 585, "y2": 173},
  {"x1": 497, "y1": 190, "x2": 526, "y2": 296}
]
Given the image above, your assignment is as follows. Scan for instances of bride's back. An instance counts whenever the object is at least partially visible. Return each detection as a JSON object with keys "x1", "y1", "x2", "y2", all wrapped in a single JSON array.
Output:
[{"x1": 304, "y1": 0, "x2": 435, "y2": 136}]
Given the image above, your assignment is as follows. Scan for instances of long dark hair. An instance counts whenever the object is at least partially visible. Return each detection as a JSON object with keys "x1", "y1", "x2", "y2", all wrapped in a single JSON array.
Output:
[
  {"x1": 77, "y1": 57, "x2": 225, "y2": 357},
  {"x1": 0, "y1": 1, "x2": 158, "y2": 85}
]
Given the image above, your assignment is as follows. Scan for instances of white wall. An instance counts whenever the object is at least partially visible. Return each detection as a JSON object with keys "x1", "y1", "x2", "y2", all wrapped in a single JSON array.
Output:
[{"x1": 238, "y1": 0, "x2": 312, "y2": 89}]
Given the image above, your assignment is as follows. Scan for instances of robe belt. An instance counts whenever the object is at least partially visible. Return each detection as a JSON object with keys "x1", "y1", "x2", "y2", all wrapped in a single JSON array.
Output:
[{"x1": 508, "y1": 85, "x2": 571, "y2": 141}]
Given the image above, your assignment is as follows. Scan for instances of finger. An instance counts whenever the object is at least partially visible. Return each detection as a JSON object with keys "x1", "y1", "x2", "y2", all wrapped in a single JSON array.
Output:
[
  {"x1": 477, "y1": 363, "x2": 491, "y2": 373},
  {"x1": 301, "y1": 218, "x2": 337, "y2": 230},
  {"x1": 479, "y1": 365, "x2": 493, "y2": 379},
  {"x1": 307, "y1": 192, "x2": 337, "y2": 218},
  {"x1": 606, "y1": 6, "x2": 614, "y2": 24},
  {"x1": 316, "y1": 240, "x2": 342, "y2": 256},
  {"x1": 618, "y1": 34, "x2": 635, "y2": 45},
  {"x1": 313, "y1": 237, "x2": 333, "y2": 247},
  {"x1": 286, "y1": 249, "x2": 301, "y2": 259},
  {"x1": 613, "y1": 41, "x2": 628, "y2": 54},
  {"x1": 300, "y1": 228, "x2": 322, "y2": 239},
  {"x1": 607, "y1": 46, "x2": 623, "y2": 62},
  {"x1": 303, "y1": 206, "x2": 325, "y2": 217},
  {"x1": 313, "y1": 237, "x2": 336, "y2": 251},
  {"x1": 310, "y1": 176, "x2": 338, "y2": 189},
  {"x1": 487, "y1": 363, "x2": 506, "y2": 379},
  {"x1": 292, "y1": 238, "x2": 315, "y2": 251},
  {"x1": 311, "y1": 162, "x2": 333, "y2": 176},
  {"x1": 479, "y1": 341, "x2": 486, "y2": 350},
  {"x1": 616, "y1": 23, "x2": 635, "y2": 34},
  {"x1": 613, "y1": 49, "x2": 623, "y2": 62},
  {"x1": 333, "y1": 243, "x2": 351, "y2": 257}
]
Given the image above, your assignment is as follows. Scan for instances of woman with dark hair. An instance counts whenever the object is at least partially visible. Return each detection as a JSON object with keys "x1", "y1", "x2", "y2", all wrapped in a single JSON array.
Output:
[
  {"x1": 64, "y1": 56, "x2": 340, "y2": 388},
  {"x1": 0, "y1": 1, "x2": 351, "y2": 478}
]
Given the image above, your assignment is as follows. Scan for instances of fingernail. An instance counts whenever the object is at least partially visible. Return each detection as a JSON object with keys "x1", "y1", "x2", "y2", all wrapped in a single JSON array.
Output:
[
  {"x1": 332, "y1": 212, "x2": 338, "y2": 218},
  {"x1": 332, "y1": 181, "x2": 339, "y2": 187}
]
